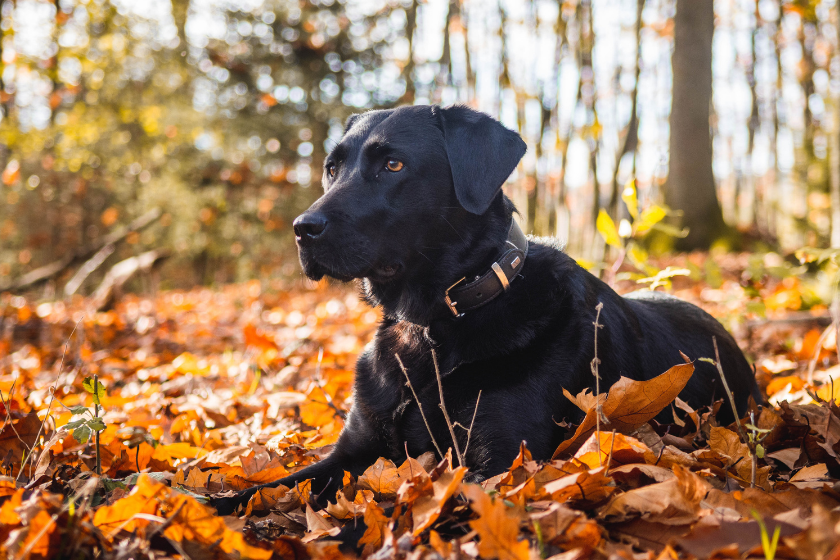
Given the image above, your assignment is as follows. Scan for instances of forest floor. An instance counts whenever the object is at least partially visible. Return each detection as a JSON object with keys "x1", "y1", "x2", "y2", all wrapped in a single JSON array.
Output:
[{"x1": 2, "y1": 251, "x2": 840, "y2": 560}]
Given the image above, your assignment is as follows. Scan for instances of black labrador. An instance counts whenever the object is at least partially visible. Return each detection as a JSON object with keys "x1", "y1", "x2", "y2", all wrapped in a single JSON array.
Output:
[{"x1": 213, "y1": 104, "x2": 758, "y2": 515}]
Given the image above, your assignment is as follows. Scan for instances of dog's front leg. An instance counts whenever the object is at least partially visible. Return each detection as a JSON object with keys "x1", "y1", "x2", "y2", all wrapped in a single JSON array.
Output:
[
  {"x1": 210, "y1": 453, "x2": 345, "y2": 515},
  {"x1": 211, "y1": 403, "x2": 387, "y2": 515}
]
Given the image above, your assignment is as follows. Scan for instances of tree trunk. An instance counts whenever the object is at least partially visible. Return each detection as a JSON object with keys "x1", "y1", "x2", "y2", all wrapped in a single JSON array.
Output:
[{"x1": 666, "y1": 0, "x2": 727, "y2": 250}]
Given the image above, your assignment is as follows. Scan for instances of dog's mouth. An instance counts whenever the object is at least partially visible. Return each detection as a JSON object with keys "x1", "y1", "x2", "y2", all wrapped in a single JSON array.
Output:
[
  {"x1": 299, "y1": 248, "x2": 403, "y2": 284},
  {"x1": 370, "y1": 263, "x2": 403, "y2": 281}
]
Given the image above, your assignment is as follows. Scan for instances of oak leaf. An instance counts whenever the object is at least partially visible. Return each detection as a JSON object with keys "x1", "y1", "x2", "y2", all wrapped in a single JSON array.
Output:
[
  {"x1": 358, "y1": 500, "x2": 392, "y2": 554},
  {"x1": 412, "y1": 466, "x2": 466, "y2": 535},
  {"x1": 358, "y1": 456, "x2": 426, "y2": 500},
  {"x1": 463, "y1": 484, "x2": 530, "y2": 560}
]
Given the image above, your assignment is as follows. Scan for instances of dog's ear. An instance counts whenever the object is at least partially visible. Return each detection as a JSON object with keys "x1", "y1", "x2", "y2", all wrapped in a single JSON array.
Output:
[
  {"x1": 344, "y1": 114, "x2": 361, "y2": 134},
  {"x1": 439, "y1": 105, "x2": 527, "y2": 215}
]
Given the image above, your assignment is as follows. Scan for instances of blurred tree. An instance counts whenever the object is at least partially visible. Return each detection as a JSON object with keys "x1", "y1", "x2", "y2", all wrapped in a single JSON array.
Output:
[
  {"x1": 666, "y1": 0, "x2": 727, "y2": 250},
  {"x1": 0, "y1": 0, "x2": 403, "y2": 291}
]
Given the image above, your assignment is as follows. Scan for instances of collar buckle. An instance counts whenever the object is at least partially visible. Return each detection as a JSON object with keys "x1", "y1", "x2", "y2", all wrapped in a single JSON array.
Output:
[{"x1": 444, "y1": 277, "x2": 466, "y2": 317}]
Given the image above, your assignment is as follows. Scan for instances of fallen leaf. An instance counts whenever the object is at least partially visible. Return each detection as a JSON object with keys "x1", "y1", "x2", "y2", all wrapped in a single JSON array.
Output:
[
  {"x1": 599, "y1": 465, "x2": 708, "y2": 525},
  {"x1": 412, "y1": 466, "x2": 466, "y2": 535},
  {"x1": 553, "y1": 363, "x2": 695, "y2": 457},
  {"x1": 463, "y1": 484, "x2": 530, "y2": 560},
  {"x1": 302, "y1": 503, "x2": 341, "y2": 543},
  {"x1": 358, "y1": 500, "x2": 392, "y2": 554}
]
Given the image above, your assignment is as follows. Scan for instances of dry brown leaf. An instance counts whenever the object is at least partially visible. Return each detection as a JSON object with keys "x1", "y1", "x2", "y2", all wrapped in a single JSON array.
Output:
[
  {"x1": 302, "y1": 503, "x2": 341, "y2": 543},
  {"x1": 599, "y1": 465, "x2": 708, "y2": 525},
  {"x1": 325, "y1": 488, "x2": 373, "y2": 519},
  {"x1": 574, "y1": 431, "x2": 655, "y2": 469},
  {"x1": 553, "y1": 363, "x2": 695, "y2": 457},
  {"x1": 463, "y1": 484, "x2": 530, "y2": 560},
  {"x1": 538, "y1": 467, "x2": 615, "y2": 506},
  {"x1": 358, "y1": 500, "x2": 392, "y2": 554},
  {"x1": 357, "y1": 456, "x2": 425, "y2": 500},
  {"x1": 412, "y1": 466, "x2": 466, "y2": 535},
  {"x1": 708, "y1": 427, "x2": 749, "y2": 466},
  {"x1": 563, "y1": 388, "x2": 605, "y2": 413},
  {"x1": 789, "y1": 464, "x2": 830, "y2": 489},
  {"x1": 529, "y1": 502, "x2": 602, "y2": 551}
]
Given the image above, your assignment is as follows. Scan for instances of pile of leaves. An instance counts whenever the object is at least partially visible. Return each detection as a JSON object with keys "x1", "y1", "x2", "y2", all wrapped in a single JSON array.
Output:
[{"x1": 3, "y1": 261, "x2": 840, "y2": 560}]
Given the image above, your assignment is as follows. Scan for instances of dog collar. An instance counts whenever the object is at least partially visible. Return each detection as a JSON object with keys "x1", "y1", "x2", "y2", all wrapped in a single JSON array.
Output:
[{"x1": 443, "y1": 219, "x2": 528, "y2": 317}]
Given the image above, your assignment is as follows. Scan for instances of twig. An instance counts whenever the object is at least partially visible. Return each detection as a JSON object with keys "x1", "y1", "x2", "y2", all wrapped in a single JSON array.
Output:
[
  {"x1": 591, "y1": 302, "x2": 605, "y2": 466},
  {"x1": 0, "y1": 378, "x2": 16, "y2": 431},
  {"x1": 17, "y1": 317, "x2": 82, "y2": 481},
  {"x1": 605, "y1": 429, "x2": 617, "y2": 470},
  {"x1": 396, "y1": 353, "x2": 444, "y2": 459},
  {"x1": 431, "y1": 349, "x2": 465, "y2": 468},
  {"x1": 94, "y1": 375, "x2": 101, "y2": 476},
  {"x1": 462, "y1": 390, "x2": 482, "y2": 458},
  {"x1": 712, "y1": 336, "x2": 755, "y2": 488},
  {"x1": 807, "y1": 323, "x2": 833, "y2": 384}
]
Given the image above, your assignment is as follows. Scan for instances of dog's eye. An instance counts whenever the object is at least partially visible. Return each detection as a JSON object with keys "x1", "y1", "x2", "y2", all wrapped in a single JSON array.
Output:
[
  {"x1": 326, "y1": 163, "x2": 336, "y2": 178},
  {"x1": 385, "y1": 160, "x2": 404, "y2": 172}
]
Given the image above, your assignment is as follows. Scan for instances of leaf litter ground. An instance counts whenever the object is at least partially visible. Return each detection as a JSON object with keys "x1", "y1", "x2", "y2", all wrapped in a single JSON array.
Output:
[{"x1": 3, "y1": 254, "x2": 840, "y2": 560}]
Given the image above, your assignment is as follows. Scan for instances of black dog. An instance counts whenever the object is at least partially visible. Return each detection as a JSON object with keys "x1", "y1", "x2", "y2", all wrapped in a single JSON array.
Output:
[{"x1": 213, "y1": 105, "x2": 758, "y2": 515}]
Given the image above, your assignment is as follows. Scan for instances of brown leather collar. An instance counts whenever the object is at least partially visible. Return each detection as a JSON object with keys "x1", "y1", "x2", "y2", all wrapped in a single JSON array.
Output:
[{"x1": 443, "y1": 219, "x2": 528, "y2": 317}]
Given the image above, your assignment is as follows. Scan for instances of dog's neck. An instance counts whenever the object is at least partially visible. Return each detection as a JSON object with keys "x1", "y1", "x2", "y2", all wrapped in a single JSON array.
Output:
[{"x1": 361, "y1": 196, "x2": 518, "y2": 327}]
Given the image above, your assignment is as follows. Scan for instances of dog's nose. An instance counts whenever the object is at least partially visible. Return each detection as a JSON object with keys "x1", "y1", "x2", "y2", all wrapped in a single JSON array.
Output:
[{"x1": 293, "y1": 213, "x2": 328, "y2": 242}]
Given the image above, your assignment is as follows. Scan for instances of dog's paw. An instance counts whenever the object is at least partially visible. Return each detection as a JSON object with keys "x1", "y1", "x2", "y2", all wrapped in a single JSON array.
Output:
[{"x1": 209, "y1": 493, "x2": 245, "y2": 516}]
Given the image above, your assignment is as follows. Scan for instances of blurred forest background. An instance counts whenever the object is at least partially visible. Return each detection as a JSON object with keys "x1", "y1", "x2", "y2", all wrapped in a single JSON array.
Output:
[{"x1": 0, "y1": 0, "x2": 837, "y2": 294}]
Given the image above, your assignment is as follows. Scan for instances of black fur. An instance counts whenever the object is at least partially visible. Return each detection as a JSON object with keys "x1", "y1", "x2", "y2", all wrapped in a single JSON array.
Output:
[{"x1": 212, "y1": 105, "x2": 758, "y2": 515}]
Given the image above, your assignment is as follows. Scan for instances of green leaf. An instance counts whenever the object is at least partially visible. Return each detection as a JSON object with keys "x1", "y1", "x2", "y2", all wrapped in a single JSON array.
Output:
[
  {"x1": 756, "y1": 444, "x2": 765, "y2": 459},
  {"x1": 650, "y1": 221, "x2": 689, "y2": 238},
  {"x1": 64, "y1": 419, "x2": 87, "y2": 430},
  {"x1": 698, "y1": 357, "x2": 716, "y2": 365},
  {"x1": 744, "y1": 423, "x2": 771, "y2": 433},
  {"x1": 73, "y1": 425, "x2": 91, "y2": 444},
  {"x1": 626, "y1": 241, "x2": 649, "y2": 270},
  {"x1": 83, "y1": 377, "x2": 106, "y2": 404},
  {"x1": 621, "y1": 180, "x2": 638, "y2": 219},
  {"x1": 87, "y1": 417, "x2": 106, "y2": 432},
  {"x1": 596, "y1": 209, "x2": 622, "y2": 249},
  {"x1": 101, "y1": 478, "x2": 127, "y2": 492},
  {"x1": 69, "y1": 405, "x2": 89, "y2": 416},
  {"x1": 635, "y1": 205, "x2": 667, "y2": 234}
]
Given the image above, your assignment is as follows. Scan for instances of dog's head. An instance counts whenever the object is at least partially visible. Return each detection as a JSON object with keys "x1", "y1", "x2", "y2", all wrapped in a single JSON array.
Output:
[{"x1": 293, "y1": 105, "x2": 526, "y2": 315}]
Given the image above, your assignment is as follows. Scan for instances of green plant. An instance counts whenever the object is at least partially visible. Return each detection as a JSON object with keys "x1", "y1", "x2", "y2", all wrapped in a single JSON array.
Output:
[
  {"x1": 63, "y1": 375, "x2": 107, "y2": 475},
  {"x1": 750, "y1": 510, "x2": 781, "y2": 560},
  {"x1": 596, "y1": 179, "x2": 688, "y2": 287}
]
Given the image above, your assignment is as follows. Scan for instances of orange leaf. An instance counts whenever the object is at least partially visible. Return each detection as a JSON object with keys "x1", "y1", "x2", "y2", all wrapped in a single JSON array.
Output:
[
  {"x1": 302, "y1": 503, "x2": 341, "y2": 542},
  {"x1": 358, "y1": 456, "x2": 425, "y2": 500},
  {"x1": 358, "y1": 500, "x2": 392, "y2": 554},
  {"x1": 93, "y1": 474, "x2": 167, "y2": 536},
  {"x1": 553, "y1": 363, "x2": 694, "y2": 458},
  {"x1": 529, "y1": 502, "x2": 602, "y2": 550},
  {"x1": 412, "y1": 467, "x2": 467, "y2": 534},
  {"x1": 598, "y1": 465, "x2": 708, "y2": 525},
  {"x1": 574, "y1": 432, "x2": 655, "y2": 470},
  {"x1": 463, "y1": 484, "x2": 530, "y2": 560}
]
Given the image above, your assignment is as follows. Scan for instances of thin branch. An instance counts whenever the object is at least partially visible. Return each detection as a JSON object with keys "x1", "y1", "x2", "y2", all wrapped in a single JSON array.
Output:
[
  {"x1": 396, "y1": 353, "x2": 444, "y2": 460},
  {"x1": 17, "y1": 317, "x2": 82, "y2": 481},
  {"x1": 591, "y1": 302, "x2": 605, "y2": 466},
  {"x1": 712, "y1": 336, "x2": 756, "y2": 488},
  {"x1": 431, "y1": 349, "x2": 464, "y2": 468},
  {"x1": 462, "y1": 390, "x2": 482, "y2": 458}
]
